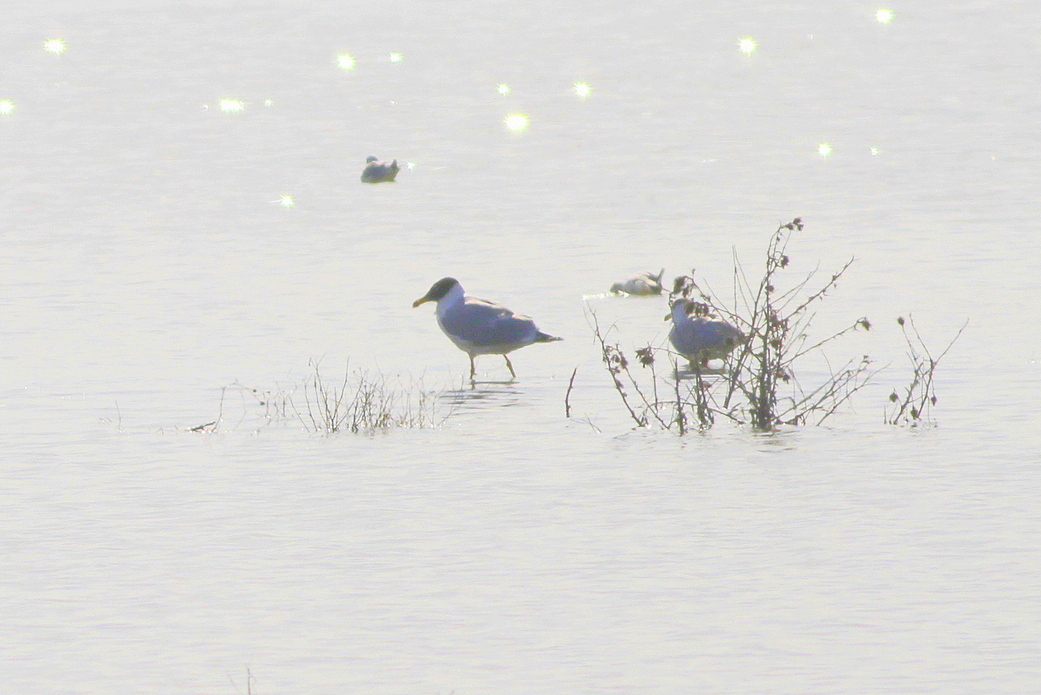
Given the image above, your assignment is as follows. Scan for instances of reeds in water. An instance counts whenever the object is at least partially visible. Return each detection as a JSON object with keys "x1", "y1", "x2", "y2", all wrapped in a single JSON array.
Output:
[{"x1": 190, "y1": 359, "x2": 450, "y2": 434}]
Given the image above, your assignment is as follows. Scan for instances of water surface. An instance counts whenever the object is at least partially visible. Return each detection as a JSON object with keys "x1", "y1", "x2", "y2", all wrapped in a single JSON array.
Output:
[{"x1": 1, "y1": 1, "x2": 1039, "y2": 693}]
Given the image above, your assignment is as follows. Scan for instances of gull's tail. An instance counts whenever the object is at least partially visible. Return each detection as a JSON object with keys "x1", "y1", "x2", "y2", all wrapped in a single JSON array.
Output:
[{"x1": 535, "y1": 331, "x2": 563, "y2": 343}]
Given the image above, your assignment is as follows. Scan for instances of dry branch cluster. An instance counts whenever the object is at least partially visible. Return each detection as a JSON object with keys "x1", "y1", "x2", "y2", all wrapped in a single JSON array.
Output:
[
  {"x1": 885, "y1": 315, "x2": 967, "y2": 426},
  {"x1": 585, "y1": 218, "x2": 958, "y2": 433}
]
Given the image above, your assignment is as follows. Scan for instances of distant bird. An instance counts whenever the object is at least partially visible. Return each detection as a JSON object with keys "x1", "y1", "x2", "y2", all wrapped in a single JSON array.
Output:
[
  {"x1": 667, "y1": 299, "x2": 745, "y2": 367},
  {"x1": 610, "y1": 269, "x2": 665, "y2": 295},
  {"x1": 413, "y1": 277, "x2": 562, "y2": 380},
  {"x1": 360, "y1": 156, "x2": 400, "y2": 183}
]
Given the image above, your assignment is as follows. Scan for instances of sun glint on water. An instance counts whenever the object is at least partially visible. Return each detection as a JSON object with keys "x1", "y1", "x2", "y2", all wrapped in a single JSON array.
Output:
[
  {"x1": 337, "y1": 54, "x2": 356, "y2": 71},
  {"x1": 573, "y1": 82, "x2": 591, "y2": 98},
  {"x1": 738, "y1": 37, "x2": 757, "y2": 54},
  {"x1": 219, "y1": 99, "x2": 245, "y2": 113},
  {"x1": 504, "y1": 114, "x2": 529, "y2": 132},
  {"x1": 876, "y1": 9, "x2": 895, "y2": 24},
  {"x1": 0, "y1": 101, "x2": 14, "y2": 115},
  {"x1": 44, "y1": 39, "x2": 66, "y2": 55}
]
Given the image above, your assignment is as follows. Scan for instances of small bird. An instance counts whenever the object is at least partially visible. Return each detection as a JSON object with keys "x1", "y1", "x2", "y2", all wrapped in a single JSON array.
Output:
[
  {"x1": 667, "y1": 299, "x2": 745, "y2": 367},
  {"x1": 610, "y1": 269, "x2": 665, "y2": 295},
  {"x1": 413, "y1": 277, "x2": 562, "y2": 380},
  {"x1": 361, "y1": 156, "x2": 400, "y2": 183}
]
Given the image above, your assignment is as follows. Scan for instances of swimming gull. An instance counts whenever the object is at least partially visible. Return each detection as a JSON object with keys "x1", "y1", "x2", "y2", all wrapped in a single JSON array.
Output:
[
  {"x1": 413, "y1": 277, "x2": 562, "y2": 379},
  {"x1": 361, "y1": 156, "x2": 400, "y2": 183},
  {"x1": 610, "y1": 269, "x2": 665, "y2": 295}
]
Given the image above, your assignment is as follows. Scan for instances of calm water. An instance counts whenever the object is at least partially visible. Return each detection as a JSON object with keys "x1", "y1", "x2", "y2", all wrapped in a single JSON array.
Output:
[{"x1": 2, "y1": 1, "x2": 1040, "y2": 693}]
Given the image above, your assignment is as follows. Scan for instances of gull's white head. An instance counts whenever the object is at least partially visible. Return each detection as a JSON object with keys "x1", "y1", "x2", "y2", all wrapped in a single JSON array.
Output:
[
  {"x1": 413, "y1": 277, "x2": 461, "y2": 307},
  {"x1": 666, "y1": 298, "x2": 692, "y2": 322},
  {"x1": 666, "y1": 298, "x2": 715, "y2": 322}
]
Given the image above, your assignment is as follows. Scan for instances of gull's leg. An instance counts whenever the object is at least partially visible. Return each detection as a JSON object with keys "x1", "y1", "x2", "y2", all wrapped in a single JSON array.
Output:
[
  {"x1": 504, "y1": 355, "x2": 516, "y2": 378},
  {"x1": 469, "y1": 355, "x2": 477, "y2": 381}
]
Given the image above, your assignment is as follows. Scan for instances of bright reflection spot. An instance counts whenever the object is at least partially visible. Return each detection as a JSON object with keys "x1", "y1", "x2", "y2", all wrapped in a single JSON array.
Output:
[
  {"x1": 504, "y1": 114, "x2": 529, "y2": 132},
  {"x1": 497, "y1": 84, "x2": 511, "y2": 95},
  {"x1": 264, "y1": 99, "x2": 274, "y2": 106},
  {"x1": 0, "y1": 101, "x2": 14, "y2": 115},
  {"x1": 871, "y1": 147, "x2": 880, "y2": 155},
  {"x1": 818, "y1": 142, "x2": 833, "y2": 157},
  {"x1": 876, "y1": 9, "x2": 895, "y2": 24},
  {"x1": 389, "y1": 53, "x2": 403, "y2": 62},
  {"x1": 44, "y1": 39, "x2": 66, "y2": 55},
  {"x1": 219, "y1": 99, "x2": 245, "y2": 113},
  {"x1": 337, "y1": 54, "x2": 356, "y2": 70},
  {"x1": 406, "y1": 161, "x2": 417, "y2": 170},
  {"x1": 738, "y1": 37, "x2": 757, "y2": 54},
  {"x1": 272, "y1": 194, "x2": 294, "y2": 208},
  {"x1": 573, "y1": 82, "x2": 591, "y2": 98}
]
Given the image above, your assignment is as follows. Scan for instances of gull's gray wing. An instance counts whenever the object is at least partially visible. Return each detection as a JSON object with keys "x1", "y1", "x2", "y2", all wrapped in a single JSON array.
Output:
[
  {"x1": 440, "y1": 297, "x2": 538, "y2": 347},
  {"x1": 673, "y1": 318, "x2": 744, "y2": 360},
  {"x1": 361, "y1": 160, "x2": 399, "y2": 183}
]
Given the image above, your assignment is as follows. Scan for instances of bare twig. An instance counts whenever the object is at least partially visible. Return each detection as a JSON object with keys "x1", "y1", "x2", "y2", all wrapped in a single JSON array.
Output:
[
  {"x1": 564, "y1": 367, "x2": 578, "y2": 418},
  {"x1": 587, "y1": 308, "x2": 647, "y2": 427},
  {"x1": 886, "y1": 316, "x2": 967, "y2": 425},
  {"x1": 189, "y1": 385, "x2": 226, "y2": 432}
]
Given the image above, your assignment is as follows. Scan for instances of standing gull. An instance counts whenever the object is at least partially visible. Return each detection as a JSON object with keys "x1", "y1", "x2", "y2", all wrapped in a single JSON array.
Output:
[
  {"x1": 360, "y1": 156, "x2": 400, "y2": 183},
  {"x1": 413, "y1": 277, "x2": 562, "y2": 379},
  {"x1": 667, "y1": 299, "x2": 745, "y2": 367}
]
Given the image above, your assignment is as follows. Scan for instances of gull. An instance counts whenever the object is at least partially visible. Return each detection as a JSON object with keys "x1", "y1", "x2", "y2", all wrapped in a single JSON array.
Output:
[
  {"x1": 667, "y1": 299, "x2": 745, "y2": 367},
  {"x1": 413, "y1": 277, "x2": 562, "y2": 379},
  {"x1": 361, "y1": 156, "x2": 400, "y2": 183},
  {"x1": 610, "y1": 269, "x2": 665, "y2": 295}
]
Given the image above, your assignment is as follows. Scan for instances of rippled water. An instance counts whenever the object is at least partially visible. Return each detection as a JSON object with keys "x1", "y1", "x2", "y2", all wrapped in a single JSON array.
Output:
[{"x1": 2, "y1": 1, "x2": 1040, "y2": 693}]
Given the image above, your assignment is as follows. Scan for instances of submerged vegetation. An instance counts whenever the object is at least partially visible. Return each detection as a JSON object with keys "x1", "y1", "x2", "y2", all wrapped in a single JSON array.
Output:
[
  {"x1": 582, "y1": 218, "x2": 961, "y2": 433},
  {"x1": 190, "y1": 360, "x2": 450, "y2": 435}
]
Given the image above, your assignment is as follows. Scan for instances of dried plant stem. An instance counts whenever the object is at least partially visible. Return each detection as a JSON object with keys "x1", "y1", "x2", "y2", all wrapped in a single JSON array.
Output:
[
  {"x1": 564, "y1": 367, "x2": 578, "y2": 418},
  {"x1": 193, "y1": 361, "x2": 449, "y2": 435},
  {"x1": 886, "y1": 316, "x2": 967, "y2": 425},
  {"x1": 672, "y1": 362, "x2": 687, "y2": 435},
  {"x1": 588, "y1": 310, "x2": 648, "y2": 427}
]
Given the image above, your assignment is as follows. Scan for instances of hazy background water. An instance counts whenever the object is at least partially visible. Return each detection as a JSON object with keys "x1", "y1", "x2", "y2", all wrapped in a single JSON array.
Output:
[{"x1": 2, "y1": 1, "x2": 1040, "y2": 693}]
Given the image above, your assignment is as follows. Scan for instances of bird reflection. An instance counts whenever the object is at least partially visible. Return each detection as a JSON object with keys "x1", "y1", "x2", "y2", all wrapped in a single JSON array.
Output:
[{"x1": 441, "y1": 380, "x2": 524, "y2": 411}]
